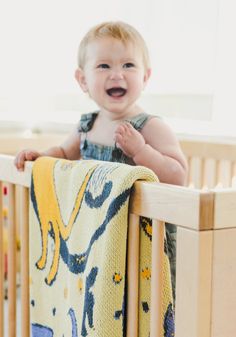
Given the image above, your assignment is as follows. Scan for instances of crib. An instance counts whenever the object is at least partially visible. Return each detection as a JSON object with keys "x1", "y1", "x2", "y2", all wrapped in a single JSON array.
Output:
[{"x1": 1, "y1": 137, "x2": 236, "y2": 337}]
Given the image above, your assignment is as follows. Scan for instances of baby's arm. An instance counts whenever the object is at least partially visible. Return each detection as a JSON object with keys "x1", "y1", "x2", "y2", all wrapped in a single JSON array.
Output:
[
  {"x1": 14, "y1": 127, "x2": 81, "y2": 171},
  {"x1": 114, "y1": 119, "x2": 188, "y2": 185}
]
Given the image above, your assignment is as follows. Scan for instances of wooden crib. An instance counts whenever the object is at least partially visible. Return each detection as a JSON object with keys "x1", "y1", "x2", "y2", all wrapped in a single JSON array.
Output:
[{"x1": 1, "y1": 138, "x2": 236, "y2": 337}]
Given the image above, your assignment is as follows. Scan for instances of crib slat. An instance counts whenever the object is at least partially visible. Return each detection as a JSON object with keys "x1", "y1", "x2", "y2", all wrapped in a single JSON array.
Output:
[
  {"x1": 232, "y1": 162, "x2": 236, "y2": 187},
  {"x1": 7, "y1": 183, "x2": 17, "y2": 337},
  {"x1": 215, "y1": 160, "x2": 230, "y2": 188},
  {"x1": 187, "y1": 157, "x2": 194, "y2": 188},
  {"x1": 215, "y1": 160, "x2": 221, "y2": 188},
  {"x1": 150, "y1": 220, "x2": 165, "y2": 337},
  {"x1": 127, "y1": 213, "x2": 140, "y2": 337},
  {"x1": 20, "y1": 186, "x2": 30, "y2": 337},
  {"x1": 200, "y1": 158, "x2": 205, "y2": 189},
  {"x1": 189, "y1": 157, "x2": 202, "y2": 189},
  {"x1": 0, "y1": 181, "x2": 4, "y2": 337},
  {"x1": 202, "y1": 158, "x2": 217, "y2": 189}
]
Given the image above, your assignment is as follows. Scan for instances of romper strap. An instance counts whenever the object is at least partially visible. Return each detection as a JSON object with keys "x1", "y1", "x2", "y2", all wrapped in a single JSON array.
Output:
[
  {"x1": 78, "y1": 111, "x2": 99, "y2": 133},
  {"x1": 126, "y1": 112, "x2": 157, "y2": 131}
]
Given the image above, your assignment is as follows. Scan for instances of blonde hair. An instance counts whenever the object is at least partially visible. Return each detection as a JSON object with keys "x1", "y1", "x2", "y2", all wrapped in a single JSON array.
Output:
[{"x1": 78, "y1": 21, "x2": 150, "y2": 71}]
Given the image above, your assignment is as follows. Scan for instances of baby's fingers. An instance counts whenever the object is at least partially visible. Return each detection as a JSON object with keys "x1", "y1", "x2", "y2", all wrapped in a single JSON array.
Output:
[
  {"x1": 14, "y1": 150, "x2": 38, "y2": 171},
  {"x1": 25, "y1": 151, "x2": 37, "y2": 161},
  {"x1": 114, "y1": 133, "x2": 123, "y2": 145},
  {"x1": 115, "y1": 124, "x2": 126, "y2": 135},
  {"x1": 14, "y1": 152, "x2": 27, "y2": 171}
]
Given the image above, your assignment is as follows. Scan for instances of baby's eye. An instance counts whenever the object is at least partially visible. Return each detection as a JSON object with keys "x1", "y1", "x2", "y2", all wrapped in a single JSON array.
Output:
[
  {"x1": 123, "y1": 62, "x2": 135, "y2": 68},
  {"x1": 97, "y1": 64, "x2": 110, "y2": 69}
]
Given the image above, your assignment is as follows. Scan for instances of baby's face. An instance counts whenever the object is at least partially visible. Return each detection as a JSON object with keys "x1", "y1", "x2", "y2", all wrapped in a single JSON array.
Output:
[{"x1": 77, "y1": 37, "x2": 150, "y2": 116}]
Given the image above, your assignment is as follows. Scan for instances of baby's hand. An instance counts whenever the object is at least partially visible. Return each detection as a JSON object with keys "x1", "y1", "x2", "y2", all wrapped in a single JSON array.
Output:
[
  {"x1": 114, "y1": 122, "x2": 145, "y2": 158},
  {"x1": 14, "y1": 149, "x2": 42, "y2": 171}
]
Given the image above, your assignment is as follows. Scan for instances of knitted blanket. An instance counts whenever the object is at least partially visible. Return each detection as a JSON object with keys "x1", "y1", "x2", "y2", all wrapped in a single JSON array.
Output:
[{"x1": 29, "y1": 157, "x2": 174, "y2": 337}]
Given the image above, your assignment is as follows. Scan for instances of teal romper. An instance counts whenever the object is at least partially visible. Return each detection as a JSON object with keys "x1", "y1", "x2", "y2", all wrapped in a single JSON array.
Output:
[{"x1": 78, "y1": 111, "x2": 176, "y2": 300}]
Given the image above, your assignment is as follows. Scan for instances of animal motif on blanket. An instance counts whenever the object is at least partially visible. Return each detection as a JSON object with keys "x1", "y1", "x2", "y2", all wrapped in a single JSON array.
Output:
[
  {"x1": 32, "y1": 308, "x2": 79, "y2": 337},
  {"x1": 81, "y1": 267, "x2": 98, "y2": 336},
  {"x1": 30, "y1": 158, "x2": 174, "y2": 337},
  {"x1": 31, "y1": 323, "x2": 54, "y2": 337},
  {"x1": 31, "y1": 160, "x2": 98, "y2": 285},
  {"x1": 68, "y1": 308, "x2": 78, "y2": 337},
  {"x1": 31, "y1": 160, "x2": 132, "y2": 284}
]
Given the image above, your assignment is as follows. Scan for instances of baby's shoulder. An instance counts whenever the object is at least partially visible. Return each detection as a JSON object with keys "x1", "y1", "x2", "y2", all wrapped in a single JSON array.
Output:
[
  {"x1": 141, "y1": 115, "x2": 166, "y2": 131},
  {"x1": 127, "y1": 112, "x2": 159, "y2": 131},
  {"x1": 141, "y1": 116, "x2": 177, "y2": 142}
]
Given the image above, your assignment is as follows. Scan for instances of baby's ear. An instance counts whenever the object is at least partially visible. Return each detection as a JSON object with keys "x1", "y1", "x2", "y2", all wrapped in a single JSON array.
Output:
[
  {"x1": 75, "y1": 68, "x2": 88, "y2": 92},
  {"x1": 143, "y1": 68, "x2": 151, "y2": 89}
]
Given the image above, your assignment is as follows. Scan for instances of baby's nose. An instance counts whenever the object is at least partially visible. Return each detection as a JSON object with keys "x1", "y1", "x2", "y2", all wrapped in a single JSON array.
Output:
[{"x1": 110, "y1": 69, "x2": 124, "y2": 80}]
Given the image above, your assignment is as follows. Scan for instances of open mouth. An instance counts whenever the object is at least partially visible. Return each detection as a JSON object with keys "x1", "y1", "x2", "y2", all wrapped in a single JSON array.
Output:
[{"x1": 106, "y1": 87, "x2": 127, "y2": 97}]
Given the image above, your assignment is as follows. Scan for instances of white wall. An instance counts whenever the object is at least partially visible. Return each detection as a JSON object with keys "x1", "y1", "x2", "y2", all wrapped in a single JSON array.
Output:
[
  {"x1": 212, "y1": 0, "x2": 236, "y2": 135},
  {"x1": 0, "y1": 0, "x2": 221, "y2": 130}
]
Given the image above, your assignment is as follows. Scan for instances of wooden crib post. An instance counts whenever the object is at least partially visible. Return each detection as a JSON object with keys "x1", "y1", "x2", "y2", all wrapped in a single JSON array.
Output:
[
  {"x1": 0, "y1": 181, "x2": 4, "y2": 337},
  {"x1": 210, "y1": 228, "x2": 236, "y2": 335},
  {"x1": 150, "y1": 220, "x2": 165, "y2": 337},
  {"x1": 175, "y1": 228, "x2": 213, "y2": 337},
  {"x1": 127, "y1": 213, "x2": 140, "y2": 337},
  {"x1": 8, "y1": 183, "x2": 17, "y2": 337},
  {"x1": 19, "y1": 186, "x2": 30, "y2": 337}
]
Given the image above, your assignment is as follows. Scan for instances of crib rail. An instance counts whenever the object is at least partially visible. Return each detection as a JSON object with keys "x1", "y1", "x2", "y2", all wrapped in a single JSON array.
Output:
[
  {"x1": 1, "y1": 154, "x2": 236, "y2": 337},
  {"x1": 180, "y1": 139, "x2": 236, "y2": 188}
]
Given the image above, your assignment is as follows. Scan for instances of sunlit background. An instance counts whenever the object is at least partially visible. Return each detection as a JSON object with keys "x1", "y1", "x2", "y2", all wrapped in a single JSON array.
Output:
[{"x1": 0, "y1": 0, "x2": 235, "y2": 137}]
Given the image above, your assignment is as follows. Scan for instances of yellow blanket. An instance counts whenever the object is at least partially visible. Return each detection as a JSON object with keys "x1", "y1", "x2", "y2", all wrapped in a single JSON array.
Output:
[{"x1": 29, "y1": 157, "x2": 174, "y2": 337}]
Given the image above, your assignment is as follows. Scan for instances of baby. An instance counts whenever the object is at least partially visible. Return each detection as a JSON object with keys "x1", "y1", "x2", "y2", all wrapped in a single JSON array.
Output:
[
  {"x1": 15, "y1": 21, "x2": 188, "y2": 297},
  {"x1": 15, "y1": 21, "x2": 187, "y2": 183}
]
